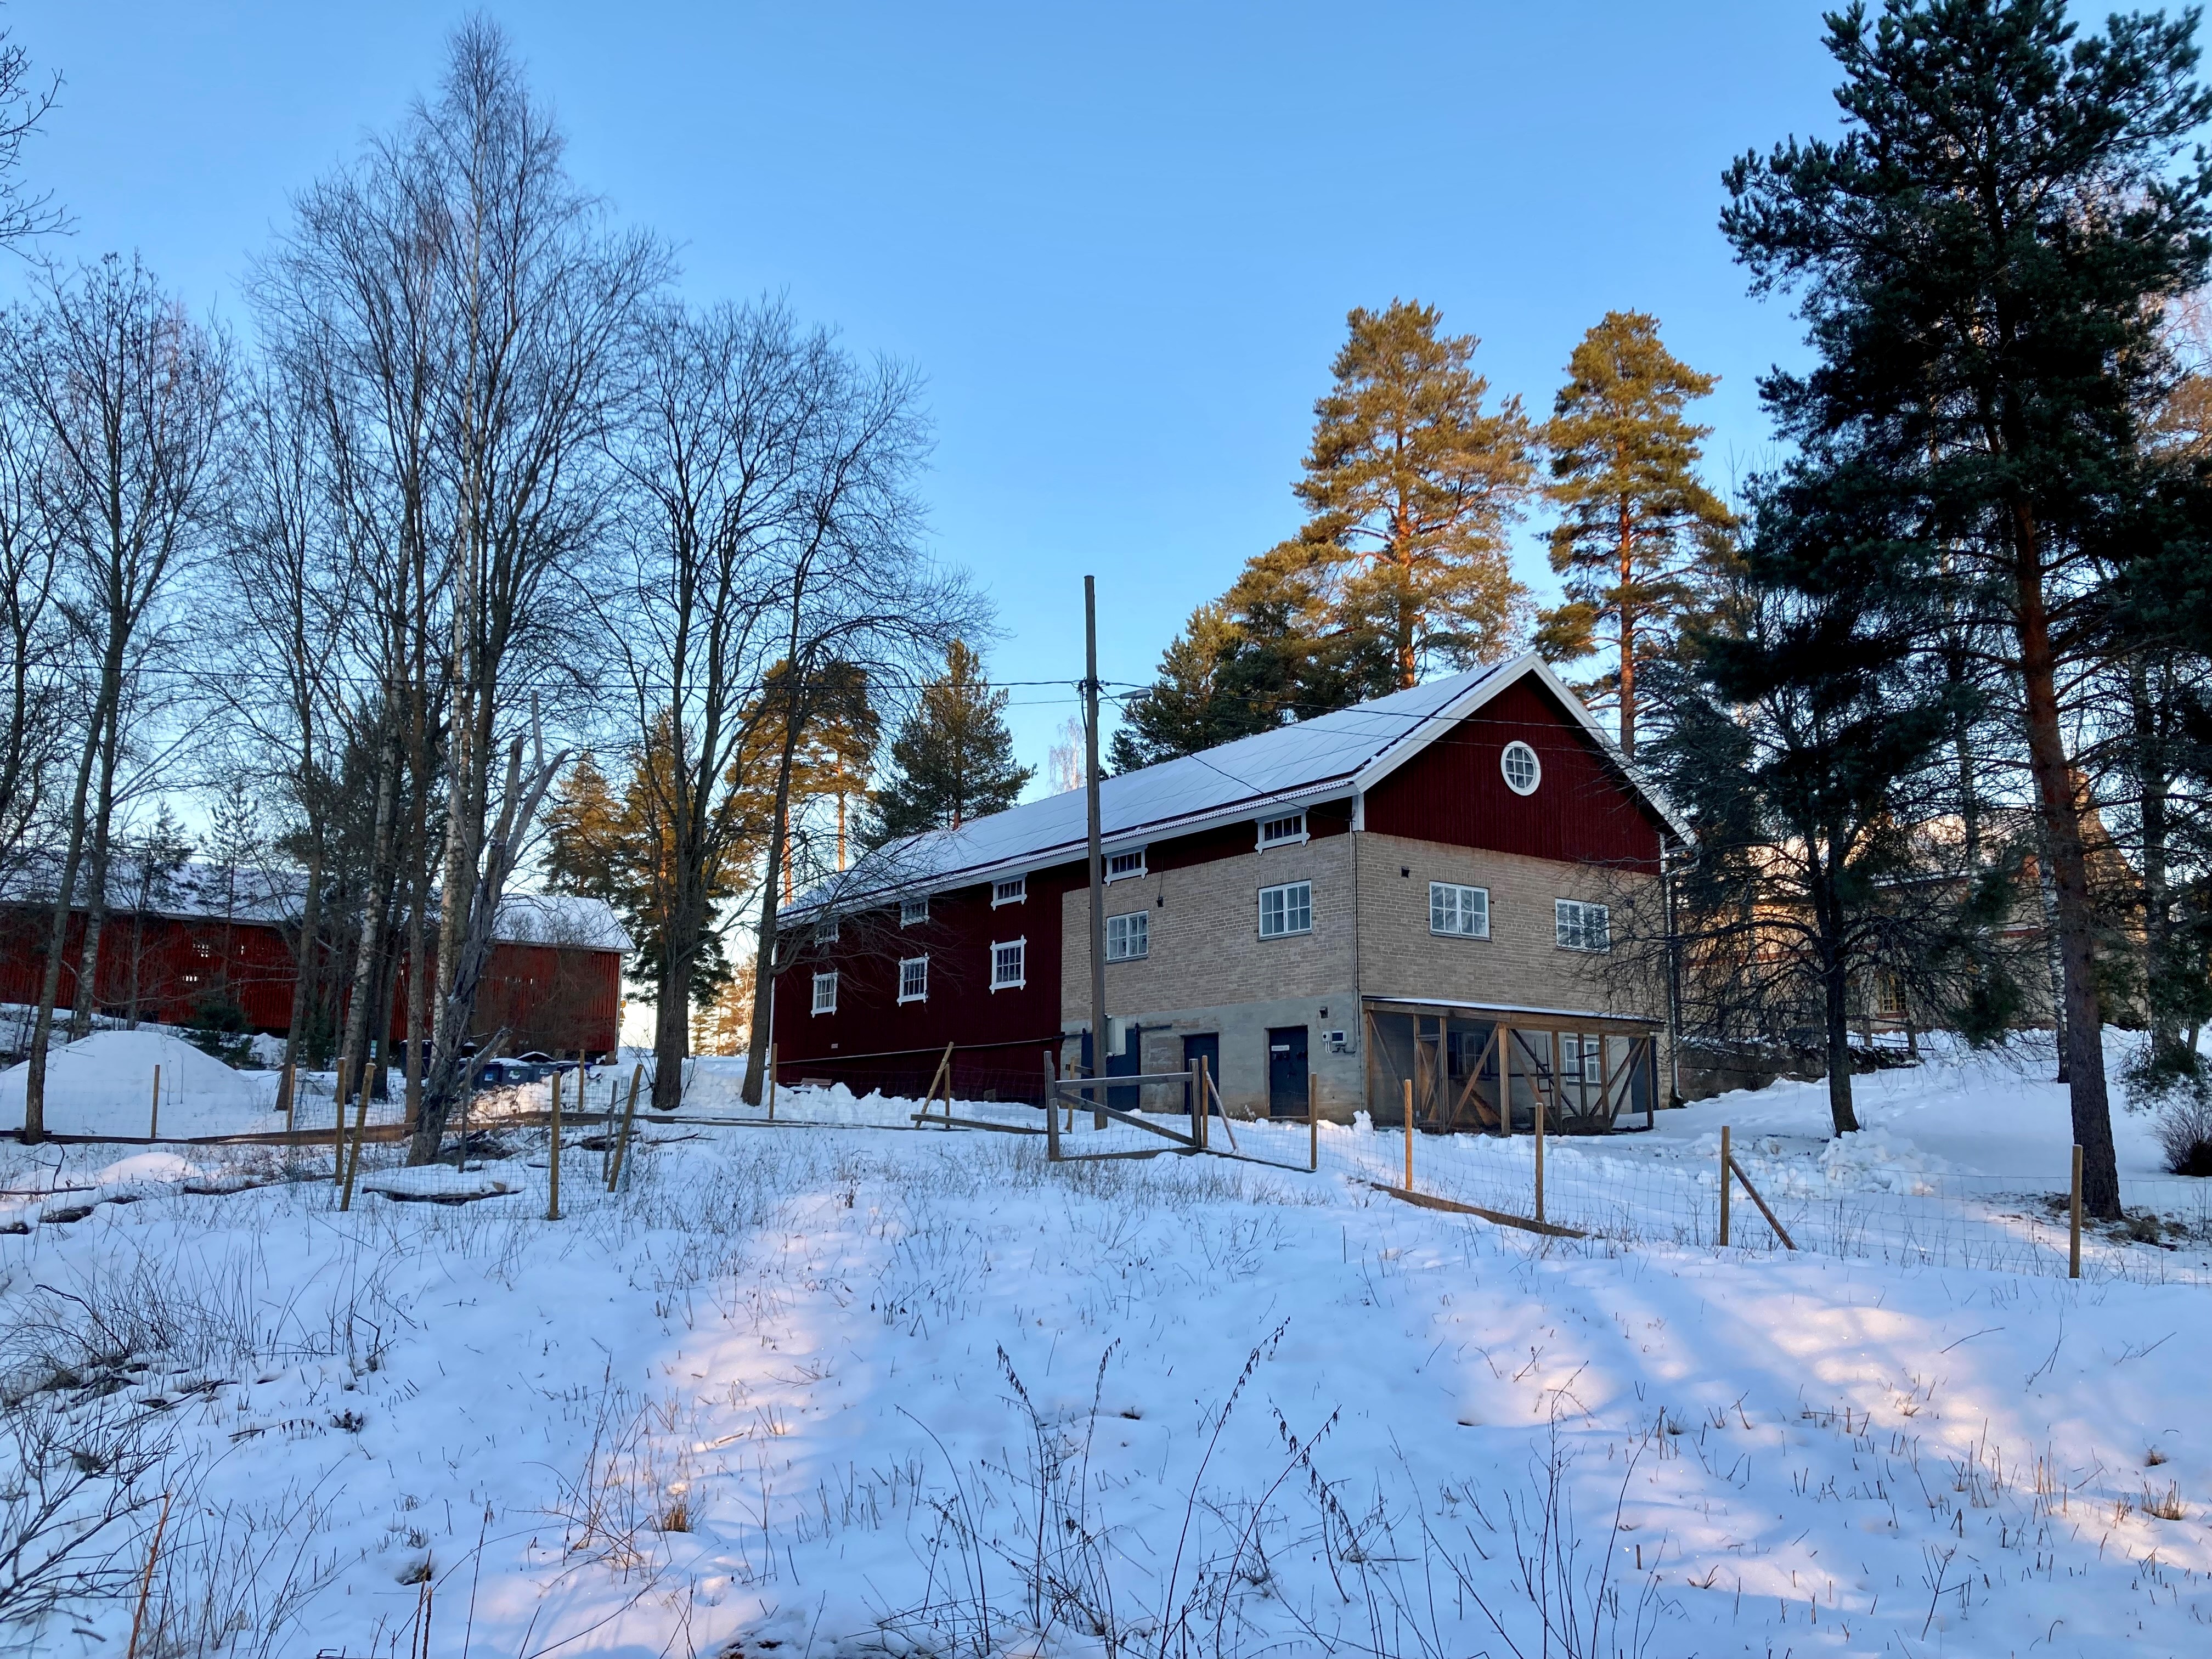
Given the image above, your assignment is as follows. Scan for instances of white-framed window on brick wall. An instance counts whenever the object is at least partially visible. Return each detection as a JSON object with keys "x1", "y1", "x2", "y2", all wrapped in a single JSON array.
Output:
[
  {"x1": 990, "y1": 937, "x2": 1026, "y2": 990},
  {"x1": 1555, "y1": 899, "x2": 1610, "y2": 952},
  {"x1": 992, "y1": 874, "x2": 1026, "y2": 906},
  {"x1": 1106, "y1": 911, "x2": 1149, "y2": 961},
  {"x1": 898, "y1": 956, "x2": 928, "y2": 1003},
  {"x1": 1105, "y1": 847, "x2": 1147, "y2": 881},
  {"x1": 1256, "y1": 810, "x2": 1307, "y2": 850},
  {"x1": 811, "y1": 970, "x2": 838, "y2": 1014},
  {"x1": 1430, "y1": 882, "x2": 1489, "y2": 938},
  {"x1": 901, "y1": 894, "x2": 928, "y2": 927},
  {"x1": 1259, "y1": 880, "x2": 1312, "y2": 938}
]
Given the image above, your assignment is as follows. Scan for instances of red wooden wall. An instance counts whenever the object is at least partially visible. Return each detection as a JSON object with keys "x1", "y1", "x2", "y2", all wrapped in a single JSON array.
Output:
[
  {"x1": 0, "y1": 907, "x2": 623, "y2": 1054},
  {"x1": 1364, "y1": 678, "x2": 1666, "y2": 873},
  {"x1": 770, "y1": 861, "x2": 1084, "y2": 1099}
]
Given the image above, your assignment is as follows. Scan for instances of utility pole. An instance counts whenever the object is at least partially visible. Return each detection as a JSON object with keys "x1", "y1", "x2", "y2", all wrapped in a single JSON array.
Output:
[{"x1": 1085, "y1": 576, "x2": 1108, "y2": 1095}]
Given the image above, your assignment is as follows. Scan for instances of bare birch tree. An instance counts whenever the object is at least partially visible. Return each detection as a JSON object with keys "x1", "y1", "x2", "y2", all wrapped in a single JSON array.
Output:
[{"x1": 9, "y1": 257, "x2": 225, "y2": 1143}]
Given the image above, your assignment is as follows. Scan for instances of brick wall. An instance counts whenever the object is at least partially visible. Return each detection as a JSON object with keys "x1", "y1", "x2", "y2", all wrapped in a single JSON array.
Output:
[
  {"x1": 1353, "y1": 831, "x2": 1660, "y2": 1019},
  {"x1": 1059, "y1": 832, "x2": 1356, "y2": 1025}
]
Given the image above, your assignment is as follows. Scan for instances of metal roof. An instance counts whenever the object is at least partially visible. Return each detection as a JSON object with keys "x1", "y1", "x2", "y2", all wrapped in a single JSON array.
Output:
[{"x1": 793, "y1": 652, "x2": 1685, "y2": 915}]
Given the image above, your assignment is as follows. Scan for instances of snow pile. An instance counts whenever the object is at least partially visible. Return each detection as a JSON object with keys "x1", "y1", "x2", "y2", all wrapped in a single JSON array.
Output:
[{"x1": 0, "y1": 1029, "x2": 275, "y2": 1138}]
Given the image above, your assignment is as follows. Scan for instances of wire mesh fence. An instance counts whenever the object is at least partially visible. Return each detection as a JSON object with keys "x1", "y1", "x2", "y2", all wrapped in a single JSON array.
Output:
[{"x1": 274, "y1": 1055, "x2": 2212, "y2": 1289}]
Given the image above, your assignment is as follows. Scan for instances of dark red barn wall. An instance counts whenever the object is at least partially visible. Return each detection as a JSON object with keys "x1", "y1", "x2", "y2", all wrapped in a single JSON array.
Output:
[
  {"x1": 0, "y1": 906, "x2": 623, "y2": 1055},
  {"x1": 1364, "y1": 677, "x2": 1665, "y2": 872},
  {"x1": 771, "y1": 860, "x2": 1084, "y2": 1100}
]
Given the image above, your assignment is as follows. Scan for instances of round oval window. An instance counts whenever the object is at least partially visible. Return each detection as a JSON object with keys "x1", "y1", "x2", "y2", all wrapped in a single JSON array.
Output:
[{"x1": 1500, "y1": 741, "x2": 1541, "y2": 795}]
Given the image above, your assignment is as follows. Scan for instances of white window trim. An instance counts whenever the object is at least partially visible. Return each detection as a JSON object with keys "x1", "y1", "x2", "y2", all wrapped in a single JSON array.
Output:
[
  {"x1": 897, "y1": 955, "x2": 929, "y2": 1005},
  {"x1": 1555, "y1": 898, "x2": 1611, "y2": 953},
  {"x1": 1255, "y1": 810, "x2": 1309, "y2": 851},
  {"x1": 990, "y1": 936, "x2": 1028, "y2": 991},
  {"x1": 1104, "y1": 847, "x2": 1148, "y2": 882},
  {"x1": 1429, "y1": 881, "x2": 1491, "y2": 940},
  {"x1": 1106, "y1": 910, "x2": 1149, "y2": 962},
  {"x1": 992, "y1": 874, "x2": 1028, "y2": 907},
  {"x1": 900, "y1": 894, "x2": 929, "y2": 927},
  {"x1": 1258, "y1": 879, "x2": 1314, "y2": 939},
  {"x1": 818, "y1": 913, "x2": 839, "y2": 943},
  {"x1": 811, "y1": 970, "x2": 838, "y2": 1015},
  {"x1": 1501, "y1": 741, "x2": 1542, "y2": 797}
]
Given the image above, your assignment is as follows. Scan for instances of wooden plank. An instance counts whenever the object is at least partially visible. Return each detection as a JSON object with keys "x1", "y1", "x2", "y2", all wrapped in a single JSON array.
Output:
[
  {"x1": 1726, "y1": 1153, "x2": 1798, "y2": 1249},
  {"x1": 1451, "y1": 1027, "x2": 1501, "y2": 1131},
  {"x1": 906, "y1": 1113, "x2": 1042, "y2": 1136},
  {"x1": 1364, "y1": 1181, "x2": 1588, "y2": 1239},
  {"x1": 1053, "y1": 1085, "x2": 1197, "y2": 1146}
]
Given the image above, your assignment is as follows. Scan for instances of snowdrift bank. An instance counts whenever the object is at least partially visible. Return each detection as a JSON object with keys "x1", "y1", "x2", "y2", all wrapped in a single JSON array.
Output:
[{"x1": 0, "y1": 1028, "x2": 275, "y2": 1137}]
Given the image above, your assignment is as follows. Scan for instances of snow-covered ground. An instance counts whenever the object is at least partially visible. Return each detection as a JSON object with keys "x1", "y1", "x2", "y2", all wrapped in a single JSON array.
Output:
[{"x1": 3, "y1": 1042, "x2": 2211, "y2": 1655}]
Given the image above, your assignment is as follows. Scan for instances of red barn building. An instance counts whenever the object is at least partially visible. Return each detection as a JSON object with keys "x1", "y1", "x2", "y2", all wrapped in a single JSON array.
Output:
[
  {"x1": 772, "y1": 654, "x2": 1688, "y2": 1125},
  {"x1": 0, "y1": 871, "x2": 629, "y2": 1057}
]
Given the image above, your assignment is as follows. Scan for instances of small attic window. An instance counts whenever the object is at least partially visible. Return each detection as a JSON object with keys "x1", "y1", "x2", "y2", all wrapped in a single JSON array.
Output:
[
  {"x1": 901, "y1": 894, "x2": 928, "y2": 927},
  {"x1": 1257, "y1": 811, "x2": 1307, "y2": 850},
  {"x1": 1106, "y1": 848, "x2": 1146, "y2": 881},
  {"x1": 1501, "y1": 741, "x2": 1541, "y2": 796}
]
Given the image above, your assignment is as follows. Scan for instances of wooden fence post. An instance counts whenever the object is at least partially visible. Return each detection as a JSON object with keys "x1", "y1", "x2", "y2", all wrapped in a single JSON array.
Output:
[
  {"x1": 766, "y1": 1043, "x2": 777, "y2": 1121},
  {"x1": 1402, "y1": 1077, "x2": 1415, "y2": 1193},
  {"x1": 276, "y1": 1052, "x2": 296, "y2": 1120},
  {"x1": 149, "y1": 1065, "x2": 160, "y2": 1142},
  {"x1": 331, "y1": 1059, "x2": 355, "y2": 1184},
  {"x1": 1719, "y1": 1124, "x2": 1731, "y2": 1248},
  {"x1": 1308, "y1": 1071, "x2": 1319, "y2": 1172},
  {"x1": 547, "y1": 1069, "x2": 563, "y2": 1221},
  {"x1": 607, "y1": 1063, "x2": 643, "y2": 1192},
  {"x1": 1045, "y1": 1052, "x2": 1061, "y2": 1161},
  {"x1": 2069, "y1": 1143, "x2": 2083, "y2": 1279},
  {"x1": 337, "y1": 1082, "x2": 371, "y2": 1212},
  {"x1": 1534, "y1": 1084, "x2": 1546, "y2": 1224}
]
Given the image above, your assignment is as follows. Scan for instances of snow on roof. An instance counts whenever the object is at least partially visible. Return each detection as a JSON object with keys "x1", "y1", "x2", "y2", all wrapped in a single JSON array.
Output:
[
  {"x1": 795, "y1": 653, "x2": 1677, "y2": 916},
  {"x1": 1, "y1": 857, "x2": 633, "y2": 954}
]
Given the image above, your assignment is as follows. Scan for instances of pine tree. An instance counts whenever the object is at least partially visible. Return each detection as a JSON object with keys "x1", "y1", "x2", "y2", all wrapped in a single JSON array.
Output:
[
  {"x1": 1289, "y1": 300, "x2": 1537, "y2": 690},
  {"x1": 1721, "y1": 0, "x2": 2212, "y2": 1216},
  {"x1": 1536, "y1": 312, "x2": 1734, "y2": 756},
  {"x1": 1113, "y1": 302, "x2": 1525, "y2": 766},
  {"x1": 866, "y1": 641, "x2": 1032, "y2": 843}
]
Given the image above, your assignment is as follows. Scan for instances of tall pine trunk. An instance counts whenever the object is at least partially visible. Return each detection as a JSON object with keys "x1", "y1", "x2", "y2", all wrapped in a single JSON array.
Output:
[
  {"x1": 2015, "y1": 527, "x2": 2119, "y2": 1217},
  {"x1": 1617, "y1": 499, "x2": 1637, "y2": 757}
]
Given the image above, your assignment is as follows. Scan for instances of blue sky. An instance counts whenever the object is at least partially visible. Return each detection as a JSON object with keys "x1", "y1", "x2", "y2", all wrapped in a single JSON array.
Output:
[{"x1": 10, "y1": 1, "x2": 1841, "y2": 778}]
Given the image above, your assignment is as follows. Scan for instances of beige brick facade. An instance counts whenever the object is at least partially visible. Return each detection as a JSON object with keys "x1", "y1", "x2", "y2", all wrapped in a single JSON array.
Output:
[
  {"x1": 1058, "y1": 832, "x2": 1356, "y2": 1023},
  {"x1": 1353, "y1": 832, "x2": 1655, "y2": 1018}
]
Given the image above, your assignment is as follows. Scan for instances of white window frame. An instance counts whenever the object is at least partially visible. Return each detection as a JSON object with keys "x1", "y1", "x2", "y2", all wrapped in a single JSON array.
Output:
[
  {"x1": 1501, "y1": 741, "x2": 1542, "y2": 796},
  {"x1": 1555, "y1": 898, "x2": 1611, "y2": 953},
  {"x1": 990, "y1": 936, "x2": 1027, "y2": 991},
  {"x1": 900, "y1": 894, "x2": 929, "y2": 927},
  {"x1": 815, "y1": 913, "x2": 839, "y2": 943},
  {"x1": 1258, "y1": 880, "x2": 1313, "y2": 939},
  {"x1": 1429, "y1": 882, "x2": 1490, "y2": 939},
  {"x1": 898, "y1": 955, "x2": 929, "y2": 1005},
  {"x1": 1105, "y1": 847, "x2": 1147, "y2": 882},
  {"x1": 992, "y1": 874, "x2": 1027, "y2": 907},
  {"x1": 811, "y1": 970, "x2": 838, "y2": 1015},
  {"x1": 1106, "y1": 910, "x2": 1149, "y2": 962},
  {"x1": 1256, "y1": 810, "x2": 1308, "y2": 851}
]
